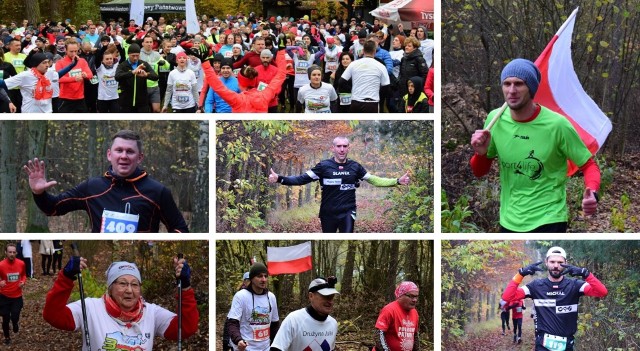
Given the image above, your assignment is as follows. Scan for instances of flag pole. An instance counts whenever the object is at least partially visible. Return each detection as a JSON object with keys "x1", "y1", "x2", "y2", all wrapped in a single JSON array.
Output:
[{"x1": 486, "y1": 102, "x2": 507, "y2": 131}]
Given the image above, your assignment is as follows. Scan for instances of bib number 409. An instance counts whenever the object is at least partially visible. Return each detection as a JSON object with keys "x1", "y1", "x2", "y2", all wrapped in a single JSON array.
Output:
[{"x1": 101, "y1": 210, "x2": 139, "y2": 233}]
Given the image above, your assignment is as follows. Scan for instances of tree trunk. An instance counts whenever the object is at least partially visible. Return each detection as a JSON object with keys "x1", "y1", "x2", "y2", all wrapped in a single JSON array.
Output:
[
  {"x1": 0, "y1": 121, "x2": 17, "y2": 233},
  {"x1": 341, "y1": 240, "x2": 356, "y2": 295},
  {"x1": 386, "y1": 240, "x2": 400, "y2": 301},
  {"x1": 88, "y1": 120, "x2": 98, "y2": 178},
  {"x1": 285, "y1": 159, "x2": 293, "y2": 209},
  {"x1": 405, "y1": 241, "x2": 420, "y2": 282},
  {"x1": 25, "y1": 0, "x2": 40, "y2": 25},
  {"x1": 192, "y1": 120, "x2": 209, "y2": 233},
  {"x1": 25, "y1": 121, "x2": 49, "y2": 232}
]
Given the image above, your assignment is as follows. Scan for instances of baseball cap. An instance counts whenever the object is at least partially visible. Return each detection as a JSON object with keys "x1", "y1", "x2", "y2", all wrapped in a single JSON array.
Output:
[
  {"x1": 242, "y1": 271, "x2": 250, "y2": 280},
  {"x1": 308, "y1": 277, "x2": 339, "y2": 296},
  {"x1": 546, "y1": 246, "x2": 567, "y2": 259}
]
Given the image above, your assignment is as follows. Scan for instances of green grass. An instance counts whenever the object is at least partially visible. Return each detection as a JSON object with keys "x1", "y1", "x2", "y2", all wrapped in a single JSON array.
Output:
[{"x1": 267, "y1": 202, "x2": 320, "y2": 227}]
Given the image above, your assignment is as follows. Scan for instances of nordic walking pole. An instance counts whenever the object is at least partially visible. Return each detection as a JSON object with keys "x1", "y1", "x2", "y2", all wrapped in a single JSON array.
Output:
[
  {"x1": 177, "y1": 253, "x2": 183, "y2": 351},
  {"x1": 71, "y1": 243, "x2": 91, "y2": 351}
]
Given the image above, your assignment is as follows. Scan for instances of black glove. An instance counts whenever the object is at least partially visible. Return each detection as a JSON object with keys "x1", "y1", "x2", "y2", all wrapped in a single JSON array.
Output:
[
  {"x1": 518, "y1": 261, "x2": 543, "y2": 276},
  {"x1": 63, "y1": 256, "x2": 81, "y2": 280},
  {"x1": 178, "y1": 260, "x2": 191, "y2": 289},
  {"x1": 158, "y1": 59, "x2": 166, "y2": 66},
  {"x1": 561, "y1": 264, "x2": 590, "y2": 278}
]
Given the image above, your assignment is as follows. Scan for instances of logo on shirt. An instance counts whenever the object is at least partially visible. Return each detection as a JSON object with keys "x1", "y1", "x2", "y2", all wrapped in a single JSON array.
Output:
[
  {"x1": 533, "y1": 299, "x2": 556, "y2": 307},
  {"x1": 513, "y1": 134, "x2": 530, "y2": 140},
  {"x1": 340, "y1": 184, "x2": 356, "y2": 191},
  {"x1": 546, "y1": 291, "x2": 566, "y2": 296},
  {"x1": 556, "y1": 304, "x2": 578, "y2": 314},
  {"x1": 502, "y1": 150, "x2": 544, "y2": 180},
  {"x1": 102, "y1": 331, "x2": 148, "y2": 351},
  {"x1": 333, "y1": 171, "x2": 350, "y2": 175}
]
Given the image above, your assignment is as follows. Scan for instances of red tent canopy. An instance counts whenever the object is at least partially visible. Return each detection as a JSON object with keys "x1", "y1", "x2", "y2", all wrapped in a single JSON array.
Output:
[{"x1": 370, "y1": 0, "x2": 434, "y2": 28}]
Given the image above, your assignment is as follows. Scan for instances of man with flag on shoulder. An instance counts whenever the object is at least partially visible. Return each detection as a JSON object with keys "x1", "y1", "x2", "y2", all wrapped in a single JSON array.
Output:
[
  {"x1": 225, "y1": 262, "x2": 280, "y2": 351},
  {"x1": 271, "y1": 277, "x2": 339, "y2": 351},
  {"x1": 469, "y1": 59, "x2": 601, "y2": 233},
  {"x1": 502, "y1": 246, "x2": 607, "y2": 350}
]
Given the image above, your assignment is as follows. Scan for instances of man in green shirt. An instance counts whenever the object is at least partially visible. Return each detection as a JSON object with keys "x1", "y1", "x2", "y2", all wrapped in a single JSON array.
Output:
[
  {"x1": 3, "y1": 38, "x2": 26, "y2": 112},
  {"x1": 469, "y1": 59, "x2": 600, "y2": 232}
]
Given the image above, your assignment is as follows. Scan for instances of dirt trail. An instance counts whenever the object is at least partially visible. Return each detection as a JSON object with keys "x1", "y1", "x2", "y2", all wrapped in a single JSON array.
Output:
[{"x1": 445, "y1": 316, "x2": 537, "y2": 351}]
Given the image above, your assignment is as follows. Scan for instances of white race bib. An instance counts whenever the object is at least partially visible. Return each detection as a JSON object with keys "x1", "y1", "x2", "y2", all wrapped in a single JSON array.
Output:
[
  {"x1": 339, "y1": 93, "x2": 352, "y2": 105},
  {"x1": 101, "y1": 209, "x2": 139, "y2": 233},
  {"x1": 251, "y1": 325, "x2": 270, "y2": 341},
  {"x1": 543, "y1": 333, "x2": 567, "y2": 351}
]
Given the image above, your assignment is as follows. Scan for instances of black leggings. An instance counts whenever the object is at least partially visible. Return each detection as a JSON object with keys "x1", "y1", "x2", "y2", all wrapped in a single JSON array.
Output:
[
  {"x1": 320, "y1": 211, "x2": 356, "y2": 233},
  {"x1": 52, "y1": 250, "x2": 63, "y2": 272},
  {"x1": 41, "y1": 254, "x2": 52, "y2": 274},
  {"x1": 501, "y1": 311, "x2": 510, "y2": 332},
  {"x1": 0, "y1": 295, "x2": 23, "y2": 338},
  {"x1": 512, "y1": 318, "x2": 522, "y2": 337}
]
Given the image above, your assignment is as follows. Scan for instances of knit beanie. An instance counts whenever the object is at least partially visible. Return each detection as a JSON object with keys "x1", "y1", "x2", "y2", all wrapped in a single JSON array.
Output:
[
  {"x1": 30, "y1": 52, "x2": 48, "y2": 67},
  {"x1": 249, "y1": 262, "x2": 268, "y2": 279},
  {"x1": 106, "y1": 261, "x2": 142, "y2": 286},
  {"x1": 128, "y1": 43, "x2": 141, "y2": 54},
  {"x1": 500, "y1": 58, "x2": 541, "y2": 98}
]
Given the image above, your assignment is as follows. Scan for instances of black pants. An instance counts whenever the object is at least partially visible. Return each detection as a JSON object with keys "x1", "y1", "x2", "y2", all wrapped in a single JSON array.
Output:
[
  {"x1": 22, "y1": 258, "x2": 31, "y2": 279},
  {"x1": 279, "y1": 76, "x2": 294, "y2": 111},
  {"x1": 97, "y1": 99, "x2": 120, "y2": 113},
  {"x1": 58, "y1": 98, "x2": 88, "y2": 113},
  {"x1": 501, "y1": 222, "x2": 567, "y2": 233},
  {"x1": 535, "y1": 333, "x2": 574, "y2": 351},
  {"x1": 119, "y1": 103, "x2": 150, "y2": 113},
  {"x1": 41, "y1": 254, "x2": 52, "y2": 275},
  {"x1": 52, "y1": 250, "x2": 63, "y2": 272},
  {"x1": 173, "y1": 106, "x2": 197, "y2": 113},
  {"x1": 501, "y1": 311, "x2": 510, "y2": 332},
  {"x1": 8, "y1": 90, "x2": 21, "y2": 113},
  {"x1": 320, "y1": 211, "x2": 356, "y2": 233},
  {"x1": 512, "y1": 318, "x2": 522, "y2": 338},
  {"x1": 350, "y1": 100, "x2": 379, "y2": 113},
  {"x1": 0, "y1": 295, "x2": 23, "y2": 339}
]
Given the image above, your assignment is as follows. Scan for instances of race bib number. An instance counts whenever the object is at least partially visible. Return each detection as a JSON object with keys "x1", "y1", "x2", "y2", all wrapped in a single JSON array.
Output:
[
  {"x1": 101, "y1": 210, "x2": 139, "y2": 233},
  {"x1": 177, "y1": 95, "x2": 190, "y2": 103},
  {"x1": 6, "y1": 272, "x2": 19, "y2": 282},
  {"x1": 339, "y1": 93, "x2": 352, "y2": 105},
  {"x1": 251, "y1": 325, "x2": 270, "y2": 341},
  {"x1": 104, "y1": 77, "x2": 118, "y2": 87},
  {"x1": 233, "y1": 68, "x2": 241, "y2": 77},
  {"x1": 257, "y1": 81, "x2": 268, "y2": 91},
  {"x1": 90, "y1": 76, "x2": 99, "y2": 84},
  {"x1": 542, "y1": 334, "x2": 567, "y2": 351},
  {"x1": 295, "y1": 61, "x2": 309, "y2": 74},
  {"x1": 516, "y1": 307, "x2": 522, "y2": 313},
  {"x1": 326, "y1": 62, "x2": 338, "y2": 72}
]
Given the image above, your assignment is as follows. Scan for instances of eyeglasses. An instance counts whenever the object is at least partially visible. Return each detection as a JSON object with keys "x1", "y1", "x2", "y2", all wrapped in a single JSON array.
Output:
[
  {"x1": 115, "y1": 281, "x2": 141, "y2": 290},
  {"x1": 404, "y1": 294, "x2": 419, "y2": 299}
]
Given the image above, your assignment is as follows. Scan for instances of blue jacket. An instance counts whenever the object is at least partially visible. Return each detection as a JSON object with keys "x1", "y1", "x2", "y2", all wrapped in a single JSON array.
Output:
[
  {"x1": 375, "y1": 47, "x2": 394, "y2": 76},
  {"x1": 205, "y1": 75, "x2": 240, "y2": 113}
]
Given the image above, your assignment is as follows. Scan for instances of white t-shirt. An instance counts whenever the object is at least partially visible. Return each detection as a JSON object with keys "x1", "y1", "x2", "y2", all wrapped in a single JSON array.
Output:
[
  {"x1": 167, "y1": 68, "x2": 198, "y2": 109},
  {"x1": 297, "y1": 82, "x2": 337, "y2": 113},
  {"x1": 187, "y1": 58, "x2": 204, "y2": 91},
  {"x1": 323, "y1": 46, "x2": 341, "y2": 73},
  {"x1": 5, "y1": 70, "x2": 53, "y2": 113},
  {"x1": 68, "y1": 297, "x2": 175, "y2": 351},
  {"x1": 46, "y1": 67, "x2": 60, "y2": 98},
  {"x1": 227, "y1": 289, "x2": 279, "y2": 351},
  {"x1": 271, "y1": 307, "x2": 338, "y2": 351},
  {"x1": 293, "y1": 52, "x2": 318, "y2": 88},
  {"x1": 389, "y1": 49, "x2": 404, "y2": 79},
  {"x1": 97, "y1": 63, "x2": 119, "y2": 101},
  {"x1": 340, "y1": 57, "x2": 390, "y2": 102},
  {"x1": 420, "y1": 39, "x2": 434, "y2": 68}
]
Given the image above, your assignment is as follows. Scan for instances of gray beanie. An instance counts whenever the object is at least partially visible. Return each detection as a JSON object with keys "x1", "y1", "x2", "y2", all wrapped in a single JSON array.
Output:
[
  {"x1": 106, "y1": 261, "x2": 142, "y2": 286},
  {"x1": 500, "y1": 58, "x2": 541, "y2": 98},
  {"x1": 260, "y1": 49, "x2": 273, "y2": 58}
]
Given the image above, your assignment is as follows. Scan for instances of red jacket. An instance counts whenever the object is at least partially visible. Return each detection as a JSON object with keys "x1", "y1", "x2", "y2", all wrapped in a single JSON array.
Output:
[
  {"x1": 202, "y1": 50, "x2": 287, "y2": 113},
  {"x1": 0, "y1": 258, "x2": 26, "y2": 298},
  {"x1": 255, "y1": 63, "x2": 280, "y2": 107}
]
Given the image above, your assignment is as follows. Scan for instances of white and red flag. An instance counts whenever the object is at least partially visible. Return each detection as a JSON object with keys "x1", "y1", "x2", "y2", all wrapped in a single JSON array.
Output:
[
  {"x1": 533, "y1": 7, "x2": 612, "y2": 175},
  {"x1": 267, "y1": 241, "x2": 312, "y2": 275}
]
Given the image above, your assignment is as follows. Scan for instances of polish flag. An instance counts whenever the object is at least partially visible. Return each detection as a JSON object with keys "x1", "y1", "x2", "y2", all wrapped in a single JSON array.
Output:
[
  {"x1": 267, "y1": 242, "x2": 312, "y2": 275},
  {"x1": 533, "y1": 7, "x2": 612, "y2": 175}
]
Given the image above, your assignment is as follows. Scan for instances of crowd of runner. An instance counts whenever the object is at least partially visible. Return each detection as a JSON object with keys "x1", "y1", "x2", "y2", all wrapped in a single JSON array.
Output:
[{"x1": 0, "y1": 13, "x2": 434, "y2": 113}]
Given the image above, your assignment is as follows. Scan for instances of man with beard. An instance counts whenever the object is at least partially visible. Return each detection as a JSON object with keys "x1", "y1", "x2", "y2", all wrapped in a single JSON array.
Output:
[
  {"x1": 470, "y1": 59, "x2": 600, "y2": 232},
  {"x1": 271, "y1": 277, "x2": 339, "y2": 351},
  {"x1": 0, "y1": 244, "x2": 26, "y2": 345},
  {"x1": 374, "y1": 281, "x2": 419, "y2": 351},
  {"x1": 502, "y1": 246, "x2": 608, "y2": 351},
  {"x1": 268, "y1": 136, "x2": 410, "y2": 233},
  {"x1": 23, "y1": 129, "x2": 188, "y2": 233},
  {"x1": 225, "y1": 262, "x2": 280, "y2": 351},
  {"x1": 254, "y1": 49, "x2": 280, "y2": 113}
]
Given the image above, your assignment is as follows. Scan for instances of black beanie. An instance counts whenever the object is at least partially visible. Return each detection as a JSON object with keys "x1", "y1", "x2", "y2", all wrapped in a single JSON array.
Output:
[
  {"x1": 358, "y1": 29, "x2": 367, "y2": 39},
  {"x1": 249, "y1": 262, "x2": 268, "y2": 279},
  {"x1": 128, "y1": 43, "x2": 141, "y2": 54},
  {"x1": 30, "y1": 52, "x2": 48, "y2": 67}
]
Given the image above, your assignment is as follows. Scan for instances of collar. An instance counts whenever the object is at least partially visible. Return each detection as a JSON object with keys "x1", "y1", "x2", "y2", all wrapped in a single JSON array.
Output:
[
  {"x1": 105, "y1": 167, "x2": 147, "y2": 182},
  {"x1": 516, "y1": 104, "x2": 542, "y2": 123},
  {"x1": 245, "y1": 284, "x2": 268, "y2": 295},
  {"x1": 305, "y1": 305, "x2": 328, "y2": 321}
]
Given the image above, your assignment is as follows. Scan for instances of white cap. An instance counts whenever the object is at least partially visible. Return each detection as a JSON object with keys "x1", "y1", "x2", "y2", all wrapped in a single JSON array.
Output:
[
  {"x1": 308, "y1": 278, "x2": 340, "y2": 296},
  {"x1": 242, "y1": 271, "x2": 250, "y2": 280},
  {"x1": 546, "y1": 246, "x2": 566, "y2": 259},
  {"x1": 147, "y1": 17, "x2": 153, "y2": 21}
]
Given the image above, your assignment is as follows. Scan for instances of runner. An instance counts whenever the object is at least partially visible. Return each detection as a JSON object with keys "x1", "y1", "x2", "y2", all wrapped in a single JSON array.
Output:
[
  {"x1": 23, "y1": 129, "x2": 189, "y2": 233},
  {"x1": 268, "y1": 136, "x2": 410, "y2": 233},
  {"x1": 225, "y1": 262, "x2": 280, "y2": 351},
  {"x1": 498, "y1": 299, "x2": 510, "y2": 336},
  {"x1": 271, "y1": 277, "x2": 339, "y2": 351},
  {"x1": 115, "y1": 43, "x2": 158, "y2": 112},
  {"x1": 374, "y1": 281, "x2": 420, "y2": 351},
  {"x1": 162, "y1": 51, "x2": 199, "y2": 113},
  {"x1": 470, "y1": 58, "x2": 600, "y2": 232},
  {"x1": 56, "y1": 39, "x2": 93, "y2": 113},
  {"x1": 508, "y1": 299, "x2": 525, "y2": 343},
  {"x1": 296, "y1": 65, "x2": 337, "y2": 113},
  {"x1": 43, "y1": 256, "x2": 199, "y2": 349},
  {"x1": 0, "y1": 244, "x2": 26, "y2": 346},
  {"x1": 502, "y1": 246, "x2": 608, "y2": 351}
]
